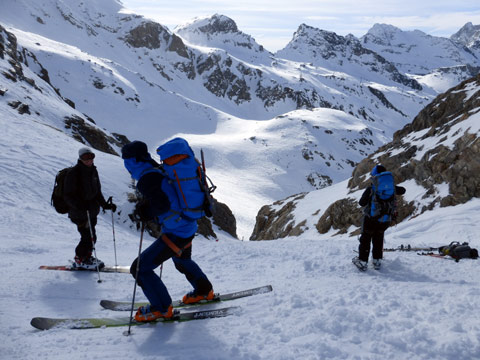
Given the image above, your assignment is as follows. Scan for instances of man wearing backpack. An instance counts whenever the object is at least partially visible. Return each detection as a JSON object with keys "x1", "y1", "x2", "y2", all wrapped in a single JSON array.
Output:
[
  {"x1": 121, "y1": 140, "x2": 214, "y2": 322},
  {"x1": 353, "y1": 165, "x2": 406, "y2": 271},
  {"x1": 64, "y1": 147, "x2": 116, "y2": 269}
]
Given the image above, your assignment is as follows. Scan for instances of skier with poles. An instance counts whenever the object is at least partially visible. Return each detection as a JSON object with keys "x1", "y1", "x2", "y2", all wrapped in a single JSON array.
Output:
[
  {"x1": 121, "y1": 140, "x2": 214, "y2": 322},
  {"x1": 63, "y1": 147, "x2": 116, "y2": 269}
]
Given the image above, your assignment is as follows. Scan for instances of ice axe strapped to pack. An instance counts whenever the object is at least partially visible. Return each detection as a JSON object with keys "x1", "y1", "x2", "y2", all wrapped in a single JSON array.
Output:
[{"x1": 156, "y1": 138, "x2": 215, "y2": 221}]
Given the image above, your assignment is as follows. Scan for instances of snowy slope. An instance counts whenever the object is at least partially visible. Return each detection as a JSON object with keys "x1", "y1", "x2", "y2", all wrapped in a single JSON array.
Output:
[{"x1": 1, "y1": 95, "x2": 480, "y2": 360}]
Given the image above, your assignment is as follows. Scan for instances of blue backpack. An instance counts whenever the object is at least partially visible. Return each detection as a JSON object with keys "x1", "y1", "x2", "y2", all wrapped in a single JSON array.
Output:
[
  {"x1": 156, "y1": 138, "x2": 215, "y2": 224},
  {"x1": 369, "y1": 171, "x2": 396, "y2": 223}
]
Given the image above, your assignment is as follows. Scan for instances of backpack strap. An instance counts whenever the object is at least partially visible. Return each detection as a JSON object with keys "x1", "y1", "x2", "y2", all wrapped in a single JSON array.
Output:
[
  {"x1": 163, "y1": 154, "x2": 188, "y2": 166},
  {"x1": 161, "y1": 234, "x2": 192, "y2": 257}
]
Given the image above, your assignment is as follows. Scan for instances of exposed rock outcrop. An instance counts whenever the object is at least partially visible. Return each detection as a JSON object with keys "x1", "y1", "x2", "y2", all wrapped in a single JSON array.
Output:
[{"x1": 250, "y1": 193, "x2": 307, "y2": 240}]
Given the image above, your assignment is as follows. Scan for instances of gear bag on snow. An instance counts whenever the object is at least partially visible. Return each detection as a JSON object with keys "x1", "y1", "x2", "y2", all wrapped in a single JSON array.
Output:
[
  {"x1": 156, "y1": 138, "x2": 216, "y2": 224},
  {"x1": 438, "y1": 242, "x2": 479, "y2": 261},
  {"x1": 369, "y1": 171, "x2": 396, "y2": 223},
  {"x1": 51, "y1": 167, "x2": 72, "y2": 214}
]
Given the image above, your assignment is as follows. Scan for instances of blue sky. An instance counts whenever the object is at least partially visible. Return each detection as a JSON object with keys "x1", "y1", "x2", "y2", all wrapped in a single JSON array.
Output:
[{"x1": 120, "y1": 0, "x2": 480, "y2": 52}]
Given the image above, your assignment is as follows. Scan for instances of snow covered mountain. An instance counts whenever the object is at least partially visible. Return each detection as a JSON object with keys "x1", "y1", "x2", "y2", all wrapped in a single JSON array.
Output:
[
  {"x1": 451, "y1": 22, "x2": 480, "y2": 53},
  {"x1": 361, "y1": 23, "x2": 480, "y2": 92},
  {"x1": 1, "y1": 2, "x2": 480, "y2": 358},
  {"x1": 175, "y1": 13, "x2": 271, "y2": 64},
  {"x1": 276, "y1": 24, "x2": 422, "y2": 91},
  {"x1": 251, "y1": 74, "x2": 480, "y2": 240},
  {"x1": 1, "y1": 0, "x2": 479, "y2": 238}
]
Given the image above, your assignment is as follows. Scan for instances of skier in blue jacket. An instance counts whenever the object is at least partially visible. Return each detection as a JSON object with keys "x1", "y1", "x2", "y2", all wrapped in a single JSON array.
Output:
[{"x1": 121, "y1": 141, "x2": 214, "y2": 322}]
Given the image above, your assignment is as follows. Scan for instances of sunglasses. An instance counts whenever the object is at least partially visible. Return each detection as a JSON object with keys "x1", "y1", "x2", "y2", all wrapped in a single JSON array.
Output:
[{"x1": 81, "y1": 153, "x2": 95, "y2": 160}]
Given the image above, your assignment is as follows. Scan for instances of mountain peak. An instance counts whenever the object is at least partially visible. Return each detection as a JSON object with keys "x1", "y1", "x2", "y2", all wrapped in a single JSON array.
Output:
[
  {"x1": 363, "y1": 23, "x2": 408, "y2": 45},
  {"x1": 451, "y1": 22, "x2": 480, "y2": 48},
  {"x1": 176, "y1": 14, "x2": 238, "y2": 35},
  {"x1": 175, "y1": 13, "x2": 269, "y2": 60},
  {"x1": 288, "y1": 23, "x2": 347, "y2": 49}
]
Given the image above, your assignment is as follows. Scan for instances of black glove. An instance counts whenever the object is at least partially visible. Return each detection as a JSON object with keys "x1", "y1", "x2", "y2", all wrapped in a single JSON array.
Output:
[
  {"x1": 103, "y1": 202, "x2": 117, "y2": 212},
  {"x1": 133, "y1": 199, "x2": 153, "y2": 222},
  {"x1": 103, "y1": 196, "x2": 117, "y2": 213}
]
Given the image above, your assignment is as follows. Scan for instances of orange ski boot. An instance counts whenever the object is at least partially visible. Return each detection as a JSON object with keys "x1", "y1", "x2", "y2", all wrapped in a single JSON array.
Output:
[
  {"x1": 182, "y1": 289, "x2": 215, "y2": 304},
  {"x1": 134, "y1": 304, "x2": 174, "y2": 322}
]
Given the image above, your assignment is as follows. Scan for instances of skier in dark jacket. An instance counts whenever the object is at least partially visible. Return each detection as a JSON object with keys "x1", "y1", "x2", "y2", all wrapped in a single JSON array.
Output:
[
  {"x1": 354, "y1": 165, "x2": 406, "y2": 270},
  {"x1": 121, "y1": 141, "x2": 214, "y2": 322},
  {"x1": 64, "y1": 147, "x2": 116, "y2": 269}
]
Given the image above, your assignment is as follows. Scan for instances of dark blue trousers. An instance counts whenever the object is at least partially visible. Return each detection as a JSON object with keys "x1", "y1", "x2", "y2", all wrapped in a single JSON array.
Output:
[
  {"x1": 358, "y1": 216, "x2": 390, "y2": 262},
  {"x1": 130, "y1": 233, "x2": 212, "y2": 313}
]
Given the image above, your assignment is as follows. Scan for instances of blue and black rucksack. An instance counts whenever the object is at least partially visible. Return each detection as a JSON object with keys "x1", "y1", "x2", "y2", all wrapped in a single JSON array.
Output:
[
  {"x1": 156, "y1": 138, "x2": 216, "y2": 225},
  {"x1": 369, "y1": 171, "x2": 396, "y2": 223}
]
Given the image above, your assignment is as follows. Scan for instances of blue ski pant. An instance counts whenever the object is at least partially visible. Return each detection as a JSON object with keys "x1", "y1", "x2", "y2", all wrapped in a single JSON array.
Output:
[{"x1": 130, "y1": 233, "x2": 213, "y2": 313}]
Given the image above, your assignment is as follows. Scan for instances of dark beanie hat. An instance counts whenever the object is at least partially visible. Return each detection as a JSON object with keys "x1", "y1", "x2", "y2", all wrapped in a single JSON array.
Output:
[
  {"x1": 371, "y1": 164, "x2": 387, "y2": 176},
  {"x1": 121, "y1": 141, "x2": 152, "y2": 162}
]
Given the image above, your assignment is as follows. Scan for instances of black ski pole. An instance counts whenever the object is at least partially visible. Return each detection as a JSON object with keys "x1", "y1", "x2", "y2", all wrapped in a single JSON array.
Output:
[
  {"x1": 87, "y1": 210, "x2": 102, "y2": 283},
  {"x1": 107, "y1": 197, "x2": 118, "y2": 268},
  {"x1": 124, "y1": 222, "x2": 145, "y2": 336}
]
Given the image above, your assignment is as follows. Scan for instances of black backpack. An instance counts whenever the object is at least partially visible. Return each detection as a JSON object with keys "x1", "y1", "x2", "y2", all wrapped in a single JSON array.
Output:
[
  {"x1": 438, "y1": 242, "x2": 479, "y2": 261},
  {"x1": 51, "y1": 167, "x2": 72, "y2": 214}
]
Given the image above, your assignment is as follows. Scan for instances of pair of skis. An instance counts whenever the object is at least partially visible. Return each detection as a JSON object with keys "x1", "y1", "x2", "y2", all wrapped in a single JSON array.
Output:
[
  {"x1": 39, "y1": 264, "x2": 131, "y2": 273},
  {"x1": 351, "y1": 257, "x2": 380, "y2": 271},
  {"x1": 31, "y1": 285, "x2": 273, "y2": 330}
]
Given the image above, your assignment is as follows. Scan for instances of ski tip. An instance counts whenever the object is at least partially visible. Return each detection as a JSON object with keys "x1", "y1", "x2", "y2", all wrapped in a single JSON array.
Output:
[
  {"x1": 250, "y1": 285, "x2": 273, "y2": 294},
  {"x1": 31, "y1": 317, "x2": 42, "y2": 330},
  {"x1": 31, "y1": 317, "x2": 53, "y2": 330},
  {"x1": 100, "y1": 299, "x2": 113, "y2": 308}
]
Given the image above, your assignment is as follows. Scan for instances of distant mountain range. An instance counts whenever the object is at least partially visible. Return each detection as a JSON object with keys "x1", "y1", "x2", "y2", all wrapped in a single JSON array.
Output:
[{"x1": 1, "y1": 0, "x2": 479, "y2": 237}]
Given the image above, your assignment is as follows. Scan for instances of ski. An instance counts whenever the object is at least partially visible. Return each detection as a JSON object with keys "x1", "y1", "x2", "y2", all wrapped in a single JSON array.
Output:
[
  {"x1": 100, "y1": 284, "x2": 273, "y2": 311},
  {"x1": 31, "y1": 306, "x2": 240, "y2": 330},
  {"x1": 417, "y1": 252, "x2": 456, "y2": 260},
  {"x1": 352, "y1": 257, "x2": 368, "y2": 272},
  {"x1": 384, "y1": 244, "x2": 438, "y2": 252},
  {"x1": 39, "y1": 265, "x2": 131, "y2": 273}
]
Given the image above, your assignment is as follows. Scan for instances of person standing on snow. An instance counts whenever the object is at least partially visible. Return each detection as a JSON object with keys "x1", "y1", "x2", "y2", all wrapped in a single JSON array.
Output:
[
  {"x1": 121, "y1": 141, "x2": 214, "y2": 322},
  {"x1": 353, "y1": 164, "x2": 406, "y2": 270},
  {"x1": 64, "y1": 147, "x2": 116, "y2": 269}
]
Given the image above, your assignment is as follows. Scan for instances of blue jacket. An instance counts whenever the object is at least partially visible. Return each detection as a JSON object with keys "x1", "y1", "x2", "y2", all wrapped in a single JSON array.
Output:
[{"x1": 124, "y1": 158, "x2": 197, "y2": 238}]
